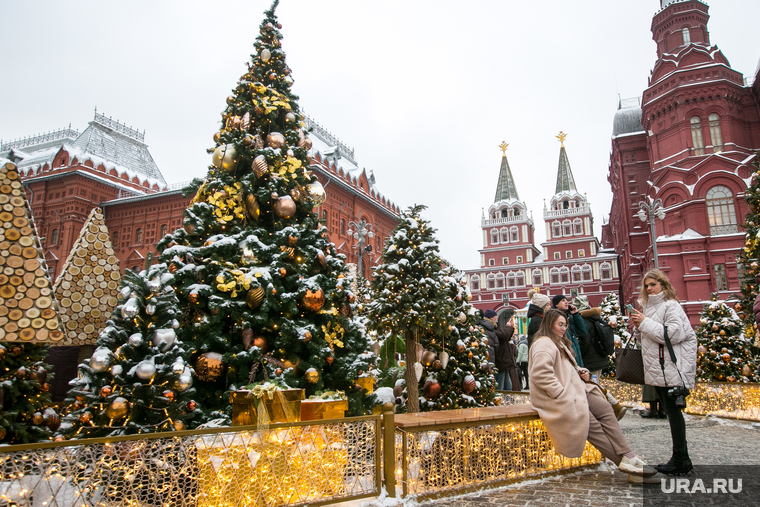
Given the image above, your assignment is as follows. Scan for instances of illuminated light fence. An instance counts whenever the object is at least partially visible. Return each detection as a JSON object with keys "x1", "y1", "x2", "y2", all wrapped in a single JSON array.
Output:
[
  {"x1": 602, "y1": 380, "x2": 760, "y2": 421},
  {"x1": 393, "y1": 405, "x2": 602, "y2": 500},
  {"x1": 495, "y1": 390, "x2": 531, "y2": 406},
  {"x1": 0, "y1": 416, "x2": 381, "y2": 507}
]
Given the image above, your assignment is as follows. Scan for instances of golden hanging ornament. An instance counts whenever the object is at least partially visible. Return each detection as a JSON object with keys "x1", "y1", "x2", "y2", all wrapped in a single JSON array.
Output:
[
  {"x1": 252, "y1": 155, "x2": 268, "y2": 178},
  {"x1": 266, "y1": 132, "x2": 286, "y2": 149},
  {"x1": 244, "y1": 194, "x2": 260, "y2": 222},
  {"x1": 195, "y1": 352, "x2": 226, "y2": 382},
  {"x1": 274, "y1": 196, "x2": 296, "y2": 219},
  {"x1": 317, "y1": 250, "x2": 327, "y2": 269},
  {"x1": 305, "y1": 181, "x2": 326, "y2": 206},
  {"x1": 253, "y1": 336, "x2": 268, "y2": 353},
  {"x1": 100, "y1": 386, "x2": 112, "y2": 397},
  {"x1": 246, "y1": 286, "x2": 265, "y2": 309},
  {"x1": 305, "y1": 369, "x2": 319, "y2": 384},
  {"x1": 303, "y1": 288, "x2": 325, "y2": 311},
  {"x1": 173, "y1": 420, "x2": 187, "y2": 431},
  {"x1": 105, "y1": 397, "x2": 130, "y2": 419}
]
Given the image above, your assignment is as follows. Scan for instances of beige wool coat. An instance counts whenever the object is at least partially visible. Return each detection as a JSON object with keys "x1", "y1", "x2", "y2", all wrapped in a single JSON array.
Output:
[{"x1": 528, "y1": 335, "x2": 594, "y2": 458}]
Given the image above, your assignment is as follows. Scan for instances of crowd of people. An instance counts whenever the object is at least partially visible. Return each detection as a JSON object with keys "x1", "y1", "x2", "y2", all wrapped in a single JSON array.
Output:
[{"x1": 477, "y1": 269, "x2": 697, "y2": 479}]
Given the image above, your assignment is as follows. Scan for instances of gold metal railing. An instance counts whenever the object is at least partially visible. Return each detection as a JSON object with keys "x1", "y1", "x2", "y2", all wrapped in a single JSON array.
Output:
[{"x1": 0, "y1": 415, "x2": 381, "y2": 507}]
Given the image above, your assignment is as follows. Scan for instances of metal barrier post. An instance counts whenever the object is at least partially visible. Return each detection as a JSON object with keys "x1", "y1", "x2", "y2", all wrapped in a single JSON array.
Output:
[{"x1": 382, "y1": 401, "x2": 396, "y2": 497}]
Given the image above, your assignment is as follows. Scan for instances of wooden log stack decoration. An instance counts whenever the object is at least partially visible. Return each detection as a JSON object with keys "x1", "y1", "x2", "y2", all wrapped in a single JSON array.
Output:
[
  {"x1": 52, "y1": 207, "x2": 121, "y2": 345},
  {"x1": 0, "y1": 162, "x2": 63, "y2": 343}
]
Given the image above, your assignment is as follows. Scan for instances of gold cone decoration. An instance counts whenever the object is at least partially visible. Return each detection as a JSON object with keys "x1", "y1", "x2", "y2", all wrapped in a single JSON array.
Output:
[
  {"x1": 52, "y1": 207, "x2": 121, "y2": 345},
  {"x1": 0, "y1": 162, "x2": 64, "y2": 343}
]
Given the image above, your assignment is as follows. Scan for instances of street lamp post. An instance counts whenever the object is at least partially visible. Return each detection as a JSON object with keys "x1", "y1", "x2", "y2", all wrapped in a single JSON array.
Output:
[
  {"x1": 637, "y1": 197, "x2": 666, "y2": 269},
  {"x1": 347, "y1": 219, "x2": 374, "y2": 279}
]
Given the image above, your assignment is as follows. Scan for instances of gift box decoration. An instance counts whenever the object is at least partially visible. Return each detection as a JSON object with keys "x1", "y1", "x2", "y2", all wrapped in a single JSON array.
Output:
[{"x1": 230, "y1": 387, "x2": 304, "y2": 426}]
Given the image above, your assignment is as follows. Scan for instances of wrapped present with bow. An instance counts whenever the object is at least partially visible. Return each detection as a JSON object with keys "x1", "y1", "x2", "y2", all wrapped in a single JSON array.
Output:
[{"x1": 231, "y1": 382, "x2": 305, "y2": 426}]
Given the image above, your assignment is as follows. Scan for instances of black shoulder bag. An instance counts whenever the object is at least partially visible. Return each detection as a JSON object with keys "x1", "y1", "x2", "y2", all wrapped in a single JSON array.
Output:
[{"x1": 660, "y1": 325, "x2": 690, "y2": 408}]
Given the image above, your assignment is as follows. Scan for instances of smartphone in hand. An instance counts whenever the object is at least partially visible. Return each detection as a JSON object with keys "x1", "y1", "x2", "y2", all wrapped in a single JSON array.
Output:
[{"x1": 626, "y1": 304, "x2": 635, "y2": 313}]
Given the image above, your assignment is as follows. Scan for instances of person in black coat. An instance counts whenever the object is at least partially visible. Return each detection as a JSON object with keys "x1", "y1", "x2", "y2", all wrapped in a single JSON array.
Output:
[
  {"x1": 479, "y1": 309, "x2": 498, "y2": 369},
  {"x1": 495, "y1": 309, "x2": 520, "y2": 390},
  {"x1": 526, "y1": 289, "x2": 551, "y2": 348}
]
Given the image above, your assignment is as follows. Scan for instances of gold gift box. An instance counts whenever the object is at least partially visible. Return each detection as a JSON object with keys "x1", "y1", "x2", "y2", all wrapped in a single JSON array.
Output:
[
  {"x1": 354, "y1": 376, "x2": 374, "y2": 394},
  {"x1": 230, "y1": 388, "x2": 304, "y2": 426},
  {"x1": 300, "y1": 399, "x2": 349, "y2": 421}
]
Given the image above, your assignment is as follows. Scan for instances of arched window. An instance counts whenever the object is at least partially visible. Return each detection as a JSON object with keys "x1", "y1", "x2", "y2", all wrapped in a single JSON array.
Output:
[
  {"x1": 512, "y1": 206, "x2": 522, "y2": 218},
  {"x1": 690, "y1": 116, "x2": 704, "y2": 155},
  {"x1": 573, "y1": 218, "x2": 583, "y2": 235},
  {"x1": 507, "y1": 272, "x2": 516, "y2": 288},
  {"x1": 516, "y1": 271, "x2": 525, "y2": 287},
  {"x1": 510, "y1": 225, "x2": 519, "y2": 242},
  {"x1": 706, "y1": 185, "x2": 738, "y2": 235},
  {"x1": 495, "y1": 273, "x2": 505, "y2": 289},
  {"x1": 135, "y1": 228, "x2": 143, "y2": 244},
  {"x1": 560, "y1": 267, "x2": 570, "y2": 283},
  {"x1": 500, "y1": 209, "x2": 509, "y2": 218},
  {"x1": 487, "y1": 274, "x2": 496, "y2": 289},
  {"x1": 552, "y1": 221, "x2": 562, "y2": 238},
  {"x1": 682, "y1": 27, "x2": 691, "y2": 45},
  {"x1": 471, "y1": 276, "x2": 480, "y2": 291},
  {"x1": 500, "y1": 227, "x2": 509, "y2": 243},
  {"x1": 50, "y1": 228, "x2": 59, "y2": 245},
  {"x1": 572, "y1": 265, "x2": 582, "y2": 282},
  {"x1": 550, "y1": 268, "x2": 560, "y2": 284},
  {"x1": 582, "y1": 265, "x2": 593, "y2": 281},
  {"x1": 709, "y1": 113, "x2": 723, "y2": 153},
  {"x1": 532, "y1": 269, "x2": 542, "y2": 286},
  {"x1": 160, "y1": 224, "x2": 167, "y2": 237},
  {"x1": 600, "y1": 262, "x2": 612, "y2": 281},
  {"x1": 562, "y1": 220, "x2": 572, "y2": 236},
  {"x1": 490, "y1": 229, "x2": 499, "y2": 245}
]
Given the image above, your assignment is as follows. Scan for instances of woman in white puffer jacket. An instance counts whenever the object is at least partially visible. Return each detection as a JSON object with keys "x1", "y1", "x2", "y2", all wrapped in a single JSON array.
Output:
[{"x1": 629, "y1": 269, "x2": 697, "y2": 476}]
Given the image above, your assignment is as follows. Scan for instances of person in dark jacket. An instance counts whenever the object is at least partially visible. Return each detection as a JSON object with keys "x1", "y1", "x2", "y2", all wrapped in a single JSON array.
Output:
[
  {"x1": 526, "y1": 289, "x2": 552, "y2": 348},
  {"x1": 552, "y1": 294, "x2": 587, "y2": 367},
  {"x1": 479, "y1": 309, "x2": 498, "y2": 369},
  {"x1": 495, "y1": 309, "x2": 520, "y2": 390}
]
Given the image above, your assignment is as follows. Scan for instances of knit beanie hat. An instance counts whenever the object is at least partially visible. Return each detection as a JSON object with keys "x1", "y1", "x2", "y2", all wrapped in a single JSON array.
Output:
[
  {"x1": 552, "y1": 294, "x2": 568, "y2": 307},
  {"x1": 484, "y1": 309, "x2": 498, "y2": 319},
  {"x1": 528, "y1": 289, "x2": 551, "y2": 310}
]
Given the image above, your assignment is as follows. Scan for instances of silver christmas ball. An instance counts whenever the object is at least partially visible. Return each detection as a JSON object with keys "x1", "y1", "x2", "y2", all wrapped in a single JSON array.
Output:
[
  {"x1": 121, "y1": 298, "x2": 139, "y2": 319},
  {"x1": 128, "y1": 333, "x2": 143, "y2": 347},
  {"x1": 111, "y1": 365, "x2": 124, "y2": 376},
  {"x1": 90, "y1": 353, "x2": 111, "y2": 373},
  {"x1": 177, "y1": 374, "x2": 193, "y2": 391},
  {"x1": 120, "y1": 287, "x2": 132, "y2": 299},
  {"x1": 171, "y1": 319, "x2": 180, "y2": 329},
  {"x1": 153, "y1": 328, "x2": 176, "y2": 352},
  {"x1": 136, "y1": 361, "x2": 156, "y2": 380},
  {"x1": 147, "y1": 280, "x2": 161, "y2": 294},
  {"x1": 145, "y1": 304, "x2": 156, "y2": 315},
  {"x1": 172, "y1": 362, "x2": 185, "y2": 375},
  {"x1": 260, "y1": 48, "x2": 271, "y2": 62}
]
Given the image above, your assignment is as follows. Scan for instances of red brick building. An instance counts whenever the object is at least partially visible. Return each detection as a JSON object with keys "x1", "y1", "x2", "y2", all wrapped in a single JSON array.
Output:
[
  {"x1": 466, "y1": 139, "x2": 620, "y2": 325},
  {"x1": 602, "y1": 0, "x2": 760, "y2": 323}
]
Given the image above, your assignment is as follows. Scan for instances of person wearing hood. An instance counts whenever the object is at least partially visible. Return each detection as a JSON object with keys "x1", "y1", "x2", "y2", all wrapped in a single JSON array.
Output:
[
  {"x1": 526, "y1": 289, "x2": 551, "y2": 348},
  {"x1": 495, "y1": 309, "x2": 520, "y2": 391},
  {"x1": 552, "y1": 294, "x2": 587, "y2": 367},
  {"x1": 478, "y1": 309, "x2": 498, "y2": 370}
]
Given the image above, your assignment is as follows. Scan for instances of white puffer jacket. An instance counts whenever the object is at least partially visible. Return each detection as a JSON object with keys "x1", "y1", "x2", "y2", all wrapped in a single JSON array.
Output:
[{"x1": 635, "y1": 292, "x2": 697, "y2": 389}]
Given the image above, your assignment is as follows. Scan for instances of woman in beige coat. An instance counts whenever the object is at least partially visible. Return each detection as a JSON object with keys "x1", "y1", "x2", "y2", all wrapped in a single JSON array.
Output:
[{"x1": 529, "y1": 309, "x2": 650, "y2": 475}]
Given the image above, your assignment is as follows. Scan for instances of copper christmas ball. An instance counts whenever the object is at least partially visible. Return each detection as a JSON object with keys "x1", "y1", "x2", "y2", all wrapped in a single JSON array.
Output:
[
  {"x1": 15, "y1": 366, "x2": 27, "y2": 379},
  {"x1": 326, "y1": 356, "x2": 334, "y2": 364},
  {"x1": 242, "y1": 328, "x2": 253, "y2": 350},
  {"x1": 423, "y1": 380, "x2": 441, "y2": 398},
  {"x1": 735, "y1": 303, "x2": 743, "y2": 311},
  {"x1": 743, "y1": 365, "x2": 752, "y2": 376},
  {"x1": 274, "y1": 196, "x2": 296, "y2": 219},
  {"x1": 246, "y1": 286, "x2": 265, "y2": 309},
  {"x1": 722, "y1": 353, "x2": 731, "y2": 362},
  {"x1": 303, "y1": 331, "x2": 312, "y2": 342},
  {"x1": 727, "y1": 376, "x2": 737, "y2": 382},
  {"x1": 253, "y1": 336, "x2": 268, "y2": 353},
  {"x1": 266, "y1": 132, "x2": 286, "y2": 149},
  {"x1": 712, "y1": 324, "x2": 719, "y2": 331},
  {"x1": 196, "y1": 352, "x2": 226, "y2": 382},
  {"x1": 162, "y1": 390, "x2": 175, "y2": 402},
  {"x1": 303, "y1": 288, "x2": 325, "y2": 311},
  {"x1": 187, "y1": 401, "x2": 197, "y2": 411},
  {"x1": 710, "y1": 350, "x2": 718, "y2": 357},
  {"x1": 297, "y1": 135, "x2": 313, "y2": 150},
  {"x1": 275, "y1": 368, "x2": 283, "y2": 376},
  {"x1": 189, "y1": 293, "x2": 199, "y2": 304},
  {"x1": 100, "y1": 386, "x2": 112, "y2": 397},
  {"x1": 432, "y1": 360, "x2": 442, "y2": 370},
  {"x1": 456, "y1": 343, "x2": 466, "y2": 353},
  {"x1": 463, "y1": 375, "x2": 476, "y2": 394},
  {"x1": 421, "y1": 350, "x2": 436, "y2": 367},
  {"x1": 31, "y1": 412, "x2": 44, "y2": 425},
  {"x1": 305, "y1": 369, "x2": 319, "y2": 384},
  {"x1": 698, "y1": 345, "x2": 706, "y2": 356},
  {"x1": 719, "y1": 330, "x2": 726, "y2": 336},
  {"x1": 280, "y1": 268, "x2": 287, "y2": 277},
  {"x1": 173, "y1": 420, "x2": 186, "y2": 431},
  {"x1": 105, "y1": 399, "x2": 129, "y2": 419},
  {"x1": 43, "y1": 410, "x2": 60, "y2": 430},
  {"x1": 393, "y1": 382, "x2": 405, "y2": 398},
  {"x1": 211, "y1": 144, "x2": 237, "y2": 172},
  {"x1": 79, "y1": 412, "x2": 93, "y2": 424},
  {"x1": 288, "y1": 235, "x2": 298, "y2": 245},
  {"x1": 753, "y1": 262, "x2": 760, "y2": 270}
]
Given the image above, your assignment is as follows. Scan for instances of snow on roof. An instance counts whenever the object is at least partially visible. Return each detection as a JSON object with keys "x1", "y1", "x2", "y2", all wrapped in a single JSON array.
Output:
[
  {"x1": 657, "y1": 228, "x2": 703, "y2": 241},
  {"x1": 612, "y1": 106, "x2": 644, "y2": 137}
]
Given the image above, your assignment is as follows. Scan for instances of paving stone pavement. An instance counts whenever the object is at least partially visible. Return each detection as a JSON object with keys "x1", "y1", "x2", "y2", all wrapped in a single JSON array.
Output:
[{"x1": 419, "y1": 410, "x2": 760, "y2": 507}]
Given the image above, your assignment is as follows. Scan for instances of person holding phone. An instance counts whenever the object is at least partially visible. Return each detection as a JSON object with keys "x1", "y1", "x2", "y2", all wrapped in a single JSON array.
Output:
[
  {"x1": 628, "y1": 270, "x2": 697, "y2": 476},
  {"x1": 552, "y1": 294, "x2": 587, "y2": 367}
]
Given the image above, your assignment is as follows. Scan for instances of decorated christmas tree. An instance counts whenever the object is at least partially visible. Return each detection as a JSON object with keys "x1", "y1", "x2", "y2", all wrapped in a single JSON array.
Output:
[
  {"x1": 367, "y1": 205, "x2": 496, "y2": 412},
  {"x1": 57, "y1": 263, "x2": 203, "y2": 438},
  {"x1": 696, "y1": 295, "x2": 759, "y2": 383},
  {"x1": 155, "y1": 0, "x2": 374, "y2": 419},
  {"x1": 599, "y1": 292, "x2": 632, "y2": 377},
  {"x1": 735, "y1": 159, "x2": 760, "y2": 347}
]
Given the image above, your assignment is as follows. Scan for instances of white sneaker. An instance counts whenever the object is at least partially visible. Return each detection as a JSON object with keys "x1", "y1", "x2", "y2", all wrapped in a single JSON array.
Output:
[{"x1": 619, "y1": 455, "x2": 656, "y2": 476}]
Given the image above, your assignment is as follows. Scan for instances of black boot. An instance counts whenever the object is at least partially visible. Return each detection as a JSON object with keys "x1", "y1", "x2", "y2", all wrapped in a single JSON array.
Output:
[
  {"x1": 640, "y1": 402, "x2": 658, "y2": 418},
  {"x1": 657, "y1": 401, "x2": 667, "y2": 419},
  {"x1": 655, "y1": 457, "x2": 693, "y2": 476}
]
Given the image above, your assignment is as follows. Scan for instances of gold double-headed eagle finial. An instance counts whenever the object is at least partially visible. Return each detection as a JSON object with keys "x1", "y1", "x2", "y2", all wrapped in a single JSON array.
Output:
[
  {"x1": 498, "y1": 141, "x2": 509, "y2": 155},
  {"x1": 556, "y1": 131, "x2": 568, "y2": 147}
]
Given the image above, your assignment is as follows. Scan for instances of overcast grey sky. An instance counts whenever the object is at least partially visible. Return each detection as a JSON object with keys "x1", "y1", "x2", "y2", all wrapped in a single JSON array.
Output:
[{"x1": 1, "y1": 1, "x2": 758, "y2": 271}]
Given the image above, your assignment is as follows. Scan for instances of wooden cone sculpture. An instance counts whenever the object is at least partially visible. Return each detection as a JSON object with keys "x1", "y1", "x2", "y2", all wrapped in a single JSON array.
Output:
[
  {"x1": 0, "y1": 162, "x2": 64, "y2": 343},
  {"x1": 53, "y1": 207, "x2": 121, "y2": 345}
]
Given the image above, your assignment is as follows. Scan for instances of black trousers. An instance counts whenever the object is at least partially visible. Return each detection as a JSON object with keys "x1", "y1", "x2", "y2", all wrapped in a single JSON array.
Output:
[
  {"x1": 655, "y1": 386, "x2": 689, "y2": 463},
  {"x1": 519, "y1": 362, "x2": 528, "y2": 388}
]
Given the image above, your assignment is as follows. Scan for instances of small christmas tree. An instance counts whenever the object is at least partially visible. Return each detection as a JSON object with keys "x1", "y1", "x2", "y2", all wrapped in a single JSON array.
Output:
[
  {"x1": 155, "y1": 0, "x2": 374, "y2": 419},
  {"x1": 735, "y1": 159, "x2": 760, "y2": 347},
  {"x1": 696, "y1": 295, "x2": 759, "y2": 383},
  {"x1": 0, "y1": 343, "x2": 57, "y2": 443},
  {"x1": 367, "y1": 205, "x2": 495, "y2": 412},
  {"x1": 57, "y1": 263, "x2": 203, "y2": 438},
  {"x1": 599, "y1": 292, "x2": 632, "y2": 378}
]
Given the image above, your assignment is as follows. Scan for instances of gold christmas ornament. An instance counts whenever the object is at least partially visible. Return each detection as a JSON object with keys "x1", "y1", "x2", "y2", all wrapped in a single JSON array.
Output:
[
  {"x1": 305, "y1": 368, "x2": 319, "y2": 384},
  {"x1": 241, "y1": 112, "x2": 250, "y2": 130},
  {"x1": 284, "y1": 112, "x2": 296, "y2": 123},
  {"x1": 297, "y1": 134, "x2": 313, "y2": 150},
  {"x1": 246, "y1": 286, "x2": 265, "y2": 309},
  {"x1": 184, "y1": 223, "x2": 195, "y2": 235},
  {"x1": 743, "y1": 365, "x2": 752, "y2": 376},
  {"x1": 326, "y1": 356, "x2": 334, "y2": 364},
  {"x1": 289, "y1": 185, "x2": 303, "y2": 202},
  {"x1": 211, "y1": 144, "x2": 237, "y2": 172},
  {"x1": 244, "y1": 194, "x2": 261, "y2": 222},
  {"x1": 288, "y1": 235, "x2": 298, "y2": 245},
  {"x1": 173, "y1": 420, "x2": 187, "y2": 431},
  {"x1": 266, "y1": 132, "x2": 286, "y2": 149},
  {"x1": 432, "y1": 360, "x2": 442, "y2": 370},
  {"x1": 421, "y1": 350, "x2": 437, "y2": 367},
  {"x1": 456, "y1": 342, "x2": 466, "y2": 353},
  {"x1": 303, "y1": 288, "x2": 325, "y2": 311},
  {"x1": 79, "y1": 412, "x2": 93, "y2": 424},
  {"x1": 252, "y1": 155, "x2": 268, "y2": 178},
  {"x1": 196, "y1": 352, "x2": 225, "y2": 382},
  {"x1": 100, "y1": 386, "x2": 112, "y2": 397},
  {"x1": 260, "y1": 48, "x2": 271, "y2": 62},
  {"x1": 463, "y1": 375, "x2": 476, "y2": 394},
  {"x1": 253, "y1": 336, "x2": 268, "y2": 353},
  {"x1": 317, "y1": 250, "x2": 327, "y2": 269},
  {"x1": 213, "y1": 132, "x2": 221, "y2": 143},
  {"x1": 31, "y1": 412, "x2": 44, "y2": 425},
  {"x1": 303, "y1": 331, "x2": 312, "y2": 342},
  {"x1": 106, "y1": 396, "x2": 130, "y2": 419},
  {"x1": 305, "y1": 181, "x2": 326, "y2": 206},
  {"x1": 274, "y1": 196, "x2": 296, "y2": 219}
]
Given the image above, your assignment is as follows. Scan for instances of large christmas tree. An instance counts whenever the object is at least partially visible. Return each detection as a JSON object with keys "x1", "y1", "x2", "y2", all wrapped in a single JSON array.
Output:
[
  {"x1": 367, "y1": 205, "x2": 496, "y2": 412},
  {"x1": 57, "y1": 263, "x2": 203, "y2": 438},
  {"x1": 155, "y1": 0, "x2": 374, "y2": 419},
  {"x1": 696, "y1": 296, "x2": 759, "y2": 383},
  {"x1": 599, "y1": 292, "x2": 632, "y2": 377},
  {"x1": 735, "y1": 159, "x2": 760, "y2": 347}
]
